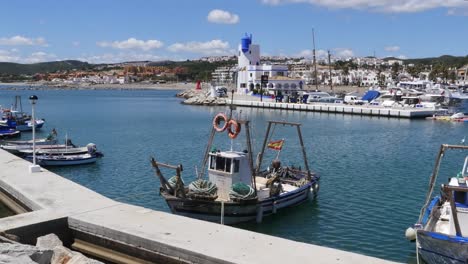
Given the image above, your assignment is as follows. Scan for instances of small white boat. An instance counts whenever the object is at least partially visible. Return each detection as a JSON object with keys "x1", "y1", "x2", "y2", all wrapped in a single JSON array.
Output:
[
  {"x1": 29, "y1": 153, "x2": 99, "y2": 166},
  {"x1": 406, "y1": 144, "x2": 468, "y2": 263},
  {"x1": 1, "y1": 137, "x2": 75, "y2": 154},
  {"x1": 19, "y1": 143, "x2": 101, "y2": 156},
  {"x1": 2, "y1": 138, "x2": 58, "y2": 146}
]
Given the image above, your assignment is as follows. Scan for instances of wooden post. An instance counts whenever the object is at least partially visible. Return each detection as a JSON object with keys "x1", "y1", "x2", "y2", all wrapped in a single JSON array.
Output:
[
  {"x1": 444, "y1": 185, "x2": 462, "y2": 236},
  {"x1": 150, "y1": 158, "x2": 174, "y2": 194}
]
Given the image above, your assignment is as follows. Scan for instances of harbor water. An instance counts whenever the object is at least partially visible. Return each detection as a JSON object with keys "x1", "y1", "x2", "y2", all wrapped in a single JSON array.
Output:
[{"x1": 0, "y1": 87, "x2": 467, "y2": 263}]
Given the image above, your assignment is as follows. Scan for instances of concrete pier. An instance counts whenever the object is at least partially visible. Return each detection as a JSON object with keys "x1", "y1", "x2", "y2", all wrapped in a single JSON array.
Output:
[
  {"x1": 231, "y1": 99, "x2": 436, "y2": 118},
  {"x1": 0, "y1": 149, "x2": 400, "y2": 263}
]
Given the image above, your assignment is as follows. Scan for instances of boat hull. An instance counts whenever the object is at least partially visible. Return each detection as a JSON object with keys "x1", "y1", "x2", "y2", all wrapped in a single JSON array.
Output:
[
  {"x1": 15, "y1": 119, "x2": 45, "y2": 132},
  {"x1": 0, "y1": 130, "x2": 21, "y2": 139},
  {"x1": 163, "y1": 182, "x2": 317, "y2": 224},
  {"x1": 417, "y1": 230, "x2": 468, "y2": 264},
  {"x1": 27, "y1": 154, "x2": 98, "y2": 166}
]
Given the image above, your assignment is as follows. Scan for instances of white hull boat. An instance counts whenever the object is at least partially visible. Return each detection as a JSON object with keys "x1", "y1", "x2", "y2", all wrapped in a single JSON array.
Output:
[
  {"x1": 28, "y1": 153, "x2": 98, "y2": 166},
  {"x1": 407, "y1": 144, "x2": 468, "y2": 264}
]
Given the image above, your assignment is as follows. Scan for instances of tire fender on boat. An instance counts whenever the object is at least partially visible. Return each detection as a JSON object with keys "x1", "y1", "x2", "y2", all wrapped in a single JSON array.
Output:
[
  {"x1": 213, "y1": 113, "x2": 228, "y2": 132},
  {"x1": 312, "y1": 182, "x2": 319, "y2": 196},
  {"x1": 227, "y1": 119, "x2": 241, "y2": 139}
]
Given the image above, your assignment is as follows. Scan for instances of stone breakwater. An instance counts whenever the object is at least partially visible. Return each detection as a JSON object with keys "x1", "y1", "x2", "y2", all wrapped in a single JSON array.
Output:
[
  {"x1": 176, "y1": 89, "x2": 227, "y2": 106},
  {"x1": 0, "y1": 233, "x2": 102, "y2": 264}
]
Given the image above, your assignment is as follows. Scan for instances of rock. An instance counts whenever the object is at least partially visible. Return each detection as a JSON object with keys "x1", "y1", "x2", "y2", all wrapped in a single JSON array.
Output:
[
  {"x1": 50, "y1": 246, "x2": 73, "y2": 264},
  {"x1": 0, "y1": 254, "x2": 36, "y2": 264},
  {"x1": 0, "y1": 243, "x2": 53, "y2": 264},
  {"x1": 66, "y1": 254, "x2": 103, "y2": 264},
  {"x1": 36, "y1": 234, "x2": 63, "y2": 249}
]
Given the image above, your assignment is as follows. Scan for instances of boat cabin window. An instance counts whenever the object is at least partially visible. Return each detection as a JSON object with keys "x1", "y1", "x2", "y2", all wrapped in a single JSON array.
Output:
[
  {"x1": 233, "y1": 159, "x2": 240, "y2": 173},
  {"x1": 214, "y1": 156, "x2": 233, "y2": 173},
  {"x1": 209, "y1": 156, "x2": 216, "y2": 170}
]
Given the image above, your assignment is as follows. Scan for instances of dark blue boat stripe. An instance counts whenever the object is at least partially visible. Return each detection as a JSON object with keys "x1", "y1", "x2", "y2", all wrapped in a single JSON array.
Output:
[{"x1": 419, "y1": 247, "x2": 465, "y2": 263}]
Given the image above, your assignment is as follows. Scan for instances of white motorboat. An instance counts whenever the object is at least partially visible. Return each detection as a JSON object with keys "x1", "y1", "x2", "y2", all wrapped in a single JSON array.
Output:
[
  {"x1": 28, "y1": 153, "x2": 99, "y2": 166},
  {"x1": 26, "y1": 144, "x2": 103, "y2": 166}
]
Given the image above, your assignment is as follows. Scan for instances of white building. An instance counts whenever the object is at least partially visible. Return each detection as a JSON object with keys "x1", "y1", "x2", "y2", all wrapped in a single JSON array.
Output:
[{"x1": 236, "y1": 34, "x2": 304, "y2": 95}]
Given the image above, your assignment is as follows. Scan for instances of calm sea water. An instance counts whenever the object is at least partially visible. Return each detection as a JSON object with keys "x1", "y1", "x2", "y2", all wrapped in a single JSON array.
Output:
[{"x1": 0, "y1": 86, "x2": 466, "y2": 263}]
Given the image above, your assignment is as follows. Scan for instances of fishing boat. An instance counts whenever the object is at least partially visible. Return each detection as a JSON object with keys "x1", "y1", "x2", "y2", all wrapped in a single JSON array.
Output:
[
  {"x1": 0, "y1": 129, "x2": 21, "y2": 139},
  {"x1": 151, "y1": 111, "x2": 320, "y2": 224},
  {"x1": 406, "y1": 144, "x2": 468, "y2": 263},
  {"x1": 26, "y1": 144, "x2": 103, "y2": 166},
  {"x1": 0, "y1": 110, "x2": 45, "y2": 132},
  {"x1": 1, "y1": 96, "x2": 45, "y2": 131}
]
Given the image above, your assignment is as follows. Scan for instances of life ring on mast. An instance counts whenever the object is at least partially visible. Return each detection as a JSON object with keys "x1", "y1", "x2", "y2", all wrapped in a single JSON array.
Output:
[
  {"x1": 213, "y1": 113, "x2": 228, "y2": 132},
  {"x1": 227, "y1": 119, "x2": 241, "y2": 139}
]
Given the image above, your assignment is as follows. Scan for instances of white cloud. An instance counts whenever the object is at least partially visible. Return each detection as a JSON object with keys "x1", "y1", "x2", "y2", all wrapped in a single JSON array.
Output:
[
  {"x1": 333, "y1": 48, "x2": 354, "y2": 58},
  {"x1": 260, "y1": 0, "x2": 468, "y2": 13},
  {"x1": 168, "y1": 40, "x2": 230, "y2": 55},
  {"x1": 78, "y1": 52, "x2": 165, "y2": 64},
  {"x1": 397, "y1": 55, "x2": 407, "y2": 60},
  {"x1": 296, "y1": 49, "x2": 328, "y2": 59},
  {"x1": 207, "y1": 9, "x2": 240, "y2": 24},
  {"x1": 446, "y1": 8, "x2": 468, "y2": 16},
  {"x1": 0, "y1": 36, "x2": 47, "y2": 46},
  {"x1": 97, "y1": 38, "x2": 164, "y2": 51},
  {"x1": 0, "y1": 49, "x2": 56, "y2": 63},
  {"x1": 385, "y1": 46, "x2": 400, "y2": 52},
  {"x1": 24, "y1": 52, "x2": 57, "y2": 63}
]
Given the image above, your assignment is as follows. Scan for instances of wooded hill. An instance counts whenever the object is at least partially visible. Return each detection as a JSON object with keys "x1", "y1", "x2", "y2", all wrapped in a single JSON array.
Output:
[
  {"x1": 0, "y1": 60, "x2": 92, "y2": 75},
  {"x1": 0, "y1": 55, "x2": 466, "y2": 77}
]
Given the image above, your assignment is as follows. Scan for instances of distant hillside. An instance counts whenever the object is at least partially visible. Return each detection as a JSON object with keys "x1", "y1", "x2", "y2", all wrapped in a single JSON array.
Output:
[
  {"x1": 404, "y1": 55, "x2": 468, "y2": 68},
  {"x1": 0, "y1": 60, "x2": 93, "y2": 75}
]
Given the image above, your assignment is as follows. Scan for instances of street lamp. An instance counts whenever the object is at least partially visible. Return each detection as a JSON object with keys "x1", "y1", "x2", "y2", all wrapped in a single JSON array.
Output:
[{"x1": 29, "y1": 95, "x2": 41, "y2": 173}]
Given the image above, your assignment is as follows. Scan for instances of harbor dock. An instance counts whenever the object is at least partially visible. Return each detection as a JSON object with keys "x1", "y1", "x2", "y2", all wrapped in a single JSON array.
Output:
[
  {"x1": 0, "y1": 149, "x2": 399, "y2": 263},
  {"x1": 230, "y1": 97, "x2": 436, "y2": 119}
]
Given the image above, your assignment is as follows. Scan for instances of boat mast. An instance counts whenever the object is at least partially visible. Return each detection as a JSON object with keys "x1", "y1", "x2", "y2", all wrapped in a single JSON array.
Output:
[
  {"x1": 312, "y1": 28, "x2": 318, "y2": 91},
  {"x1": 328, "y1": 50, "x2": 333, "y2": 91}
]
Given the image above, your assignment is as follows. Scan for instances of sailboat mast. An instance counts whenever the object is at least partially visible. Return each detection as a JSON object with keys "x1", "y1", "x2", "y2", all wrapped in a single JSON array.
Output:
[{"x1": 312, "y1": 28, "x2": 318, "y2": 91}]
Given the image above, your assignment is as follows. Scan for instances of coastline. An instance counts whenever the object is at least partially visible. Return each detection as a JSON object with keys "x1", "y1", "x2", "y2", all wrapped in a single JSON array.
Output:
[
  {"x1": 0, "y1": 81, "x2": 370, "y2": 94},
  {"x1": 0, "y1": 81, "x2": 198, "y2": 91}
]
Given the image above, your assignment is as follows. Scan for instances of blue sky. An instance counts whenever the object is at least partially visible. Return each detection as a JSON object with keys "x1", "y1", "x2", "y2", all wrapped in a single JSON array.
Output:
[{"x1": 0, "y1": 0, "x2": 467, "y2": 64}]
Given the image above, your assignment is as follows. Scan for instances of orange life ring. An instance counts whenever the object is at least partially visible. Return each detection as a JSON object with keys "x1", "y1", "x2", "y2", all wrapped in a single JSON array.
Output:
[
  {"x1": 213, "y1": 113, "x2": 228, "y2": 132},
  {"x1": 227, "y1": 120, "x2": 241, "y2": 139}
]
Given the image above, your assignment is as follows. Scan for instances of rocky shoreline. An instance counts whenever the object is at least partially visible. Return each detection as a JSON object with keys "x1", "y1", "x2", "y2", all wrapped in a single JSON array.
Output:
[{"x1": 176, "y1": 89, "x2": 228, "y2": 106}]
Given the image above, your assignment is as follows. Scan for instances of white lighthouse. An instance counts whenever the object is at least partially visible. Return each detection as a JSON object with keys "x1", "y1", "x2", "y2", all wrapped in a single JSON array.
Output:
[{"x1": 236, "y1": 34, "x2": 303, "y2": 96}]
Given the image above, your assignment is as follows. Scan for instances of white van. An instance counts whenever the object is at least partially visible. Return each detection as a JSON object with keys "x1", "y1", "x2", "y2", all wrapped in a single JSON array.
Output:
[{"x1": 344, "y1": 95, "x2": 365, "y2": 105}]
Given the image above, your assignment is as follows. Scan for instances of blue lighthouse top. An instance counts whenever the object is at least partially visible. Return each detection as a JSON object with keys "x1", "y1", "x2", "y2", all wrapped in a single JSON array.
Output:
[{"x1": 241, "y1": 34, "x2": 252, "y2": 53}]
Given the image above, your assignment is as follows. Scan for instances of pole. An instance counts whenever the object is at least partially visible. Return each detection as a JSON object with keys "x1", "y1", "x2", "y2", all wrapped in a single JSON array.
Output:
[
  {"x1": 260, "y1": 83, "x2": 263, "y2": 102},
  {"x1": 32, "y1": 103, "x2": 36, "y2": 166},
  {"x1": 312, "y1": 28, "x2": 318, "y2": 91},
  {"x1": 328, "y1": 50, "x2": 333, "y2": 91}
]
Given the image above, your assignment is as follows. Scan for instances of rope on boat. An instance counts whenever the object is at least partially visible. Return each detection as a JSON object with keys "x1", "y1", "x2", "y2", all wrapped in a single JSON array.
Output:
[
  {"x1": 168, "y1": 176, "x2": 184, "y2": 189},
  {"x1": 294, "y1": 177, "x2": 310, "y2": 187},
  {"x1": 188, "y1": 179, "x2": 217, "y2": 199},
  {"x1": 229, "y1": 182, "x2": 257, "y2": 200}
]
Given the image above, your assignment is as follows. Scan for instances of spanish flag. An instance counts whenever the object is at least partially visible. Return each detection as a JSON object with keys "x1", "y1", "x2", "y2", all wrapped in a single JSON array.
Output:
[{"x1": 267, "y1": 139, "x2": 284, "y2": 150}]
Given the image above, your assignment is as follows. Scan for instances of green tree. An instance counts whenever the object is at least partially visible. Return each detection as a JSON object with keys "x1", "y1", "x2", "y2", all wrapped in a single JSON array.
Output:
[{"x1": 391, "y1": 62, "x2": 401, "y2": 81}]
